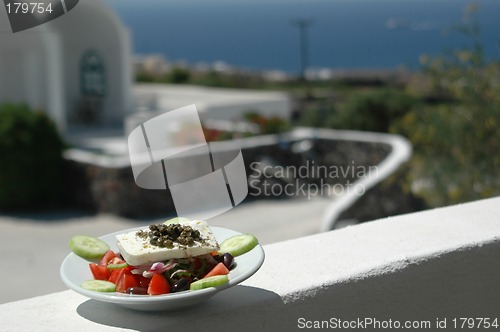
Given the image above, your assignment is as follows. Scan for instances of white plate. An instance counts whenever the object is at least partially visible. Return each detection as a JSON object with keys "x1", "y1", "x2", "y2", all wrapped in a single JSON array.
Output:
[{"x1": 60, "y1": 226, "x2": 265, "y2": 311}]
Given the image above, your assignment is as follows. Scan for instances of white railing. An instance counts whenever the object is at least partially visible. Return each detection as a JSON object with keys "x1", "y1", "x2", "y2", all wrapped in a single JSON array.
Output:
[{"x1": 287, "y1": 128, "x2": 412, "y2": 230}]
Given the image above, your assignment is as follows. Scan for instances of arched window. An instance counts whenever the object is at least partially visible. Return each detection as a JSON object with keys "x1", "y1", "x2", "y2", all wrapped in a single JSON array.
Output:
[{"x1": 80, "y1": 50, "x2": 106, "y2": 97}]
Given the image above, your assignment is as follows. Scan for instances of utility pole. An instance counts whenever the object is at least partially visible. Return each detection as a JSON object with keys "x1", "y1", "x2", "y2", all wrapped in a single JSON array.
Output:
[{"x1": 291, "y1": 19, "x2": 313, "y2": 81}]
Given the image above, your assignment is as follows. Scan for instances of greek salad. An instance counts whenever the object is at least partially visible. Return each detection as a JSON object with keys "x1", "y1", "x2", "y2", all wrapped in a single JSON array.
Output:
[{"x1": 68, "y1": 218, "x2": 259, "y2": 296}]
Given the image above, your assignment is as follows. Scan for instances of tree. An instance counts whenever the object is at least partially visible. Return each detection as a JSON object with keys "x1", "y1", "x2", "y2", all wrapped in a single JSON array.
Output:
[{"x1": 398, "y1": 3, "x2": 499, "y2": 206}]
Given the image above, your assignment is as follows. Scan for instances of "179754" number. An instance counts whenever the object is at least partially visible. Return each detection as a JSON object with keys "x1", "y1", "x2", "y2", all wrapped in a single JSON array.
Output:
[{"x1": 6, "y1": 2, "x2": 53, "y2": 14}]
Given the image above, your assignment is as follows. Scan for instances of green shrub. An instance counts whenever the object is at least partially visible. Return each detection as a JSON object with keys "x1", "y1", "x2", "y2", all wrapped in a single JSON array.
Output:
[
  {"x1": 0, "y1": 103, "x2": 65, "y2": 210},
  {"x1": 166, "y1": 67, "x2": 191, "y2": 84},
  {"x1": 397, "y1": 62, "x2": 500, "y2": 207},
  {"x1": 330, "y1": 89, "x2": 417, "y2": 133},
  {"x1": 299, "y1": 105, "x2": 336, "y2": 128},
  {"x1": 395, "y1": 3, "x2": 500, "y2": 207}
]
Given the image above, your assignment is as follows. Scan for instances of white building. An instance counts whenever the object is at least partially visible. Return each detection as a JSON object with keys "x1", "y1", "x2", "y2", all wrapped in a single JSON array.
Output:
[
  {"x1": 0, "y1": 0, "x2": 292, "y2": 140},
  {"x1": 0, "y1": 0, "x2": 132, "y2": 132}
]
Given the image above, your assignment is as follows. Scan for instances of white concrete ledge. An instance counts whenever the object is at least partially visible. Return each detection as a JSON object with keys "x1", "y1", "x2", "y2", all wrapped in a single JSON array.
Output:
[{"x1": 1, "y1": 197, "x2": 499, "y2": 331}]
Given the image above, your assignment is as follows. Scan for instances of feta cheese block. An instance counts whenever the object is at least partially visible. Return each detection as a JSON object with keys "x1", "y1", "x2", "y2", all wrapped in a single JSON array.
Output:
[{"x1": 116, "y1": 220, "x2": 219, "y2": 266}]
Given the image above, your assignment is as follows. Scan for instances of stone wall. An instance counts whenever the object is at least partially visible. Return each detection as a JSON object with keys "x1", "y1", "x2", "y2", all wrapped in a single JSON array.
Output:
[{"x1": 63, "y1": 160, "x2": 176, "y2": 217}]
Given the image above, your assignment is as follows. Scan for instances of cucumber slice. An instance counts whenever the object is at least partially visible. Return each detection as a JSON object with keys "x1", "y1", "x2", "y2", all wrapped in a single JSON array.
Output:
[
  {"x1": 81, "y1": 280, "x2": 116, "y2": 292},
  {"x1": 219, "y1": 234, "x2": 258, "y2": 257},
  {"x1": 107, "y1": 262, "x2": 128, "y2": 270},
  {"x1": 69, "y1": 235, "x2": 110, "y2": 259},
  {"x1": 190, "y1": 275, "x2": 229, "y2": 290},
  {"x1": 163, "y1": 217, "x2": 191, "y2": 225}
]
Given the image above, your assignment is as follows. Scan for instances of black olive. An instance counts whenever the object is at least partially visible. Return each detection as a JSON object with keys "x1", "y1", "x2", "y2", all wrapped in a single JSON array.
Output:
[
  {"x1": 172, "y1": 278, "x2": 190, "y2": 293},
  {"x1": 222, "y1": 253, "x2": 234, "y2": 270},
  {"x1": 126, "y1": 287, "x2": 148, "y2": 295}
]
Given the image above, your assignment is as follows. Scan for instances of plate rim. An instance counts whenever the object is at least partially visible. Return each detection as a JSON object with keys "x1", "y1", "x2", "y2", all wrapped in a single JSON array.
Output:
[{"x1": 60, "y1": 225, "x2": 265, "y2": 306}]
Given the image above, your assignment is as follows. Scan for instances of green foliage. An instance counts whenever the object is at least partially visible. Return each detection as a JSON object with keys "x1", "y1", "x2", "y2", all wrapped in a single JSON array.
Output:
[
  {"x1": 329, "y1": 89, "x2": 417, "y2": 132},
  {"x1": 396, "y1": 3, "x2": 500, "y2": 206},
  {"x1": 192, "y1": 70, "x2": 265, "y2": 89},
  {"x1": 166, "y1": 67, "x2": 191, "y2": 84},
  {"x1": 0, "y1": 103, "x2": 65, "y2": 209},
  {"x1": 398, "y1": 65, "x2": 500, "y2": 206},
  {"x1": 196, "y1": 70, "x2": 228, "y2": 87},
  {"x1": 299, "y1": 105, "x2": 336, "y2": 128},
  {"x1": 312, "y1": 3, "x2": 498, "y2": 207},
  {"x1": 135, "y1": 72, "x2": 156, "y2": 83},
  {"x1": 135, "y1": 66, "x2": 272, "y2": 90},
  {"x1": 135, "y1": 67, "x2": 191, "y2": 84}
]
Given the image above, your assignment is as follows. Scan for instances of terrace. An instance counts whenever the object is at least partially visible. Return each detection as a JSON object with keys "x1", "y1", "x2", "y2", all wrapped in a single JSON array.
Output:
[
  {"x1": 0, "y1": 125, "x2": 498, "y2": 331},
  {"x1": 1, "y1": 1, "x2": 497, "y2": 330}
]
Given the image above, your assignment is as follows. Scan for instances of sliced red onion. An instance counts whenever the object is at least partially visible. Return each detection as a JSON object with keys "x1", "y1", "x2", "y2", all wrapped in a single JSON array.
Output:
[
  {"x1": 129, "y1": 263, "x2": 154, "y2": 275},
  {"x1": 142, "y1": 260, "x2": 177, "y2": 278}
]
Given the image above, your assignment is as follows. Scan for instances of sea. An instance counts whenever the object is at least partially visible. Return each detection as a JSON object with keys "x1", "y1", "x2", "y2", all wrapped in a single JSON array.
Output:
[{"x1": 103, "y1": 0, "x2": 500, "y2": 74}]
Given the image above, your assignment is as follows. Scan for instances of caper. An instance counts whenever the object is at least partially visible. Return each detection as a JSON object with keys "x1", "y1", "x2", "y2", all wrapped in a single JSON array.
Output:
[
  {"x1": 145, "y1": 223, "x2": 202, "y2": 248},
  {"x1": 177, "y1": 236, "x2": 187, "y2": 245}
]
